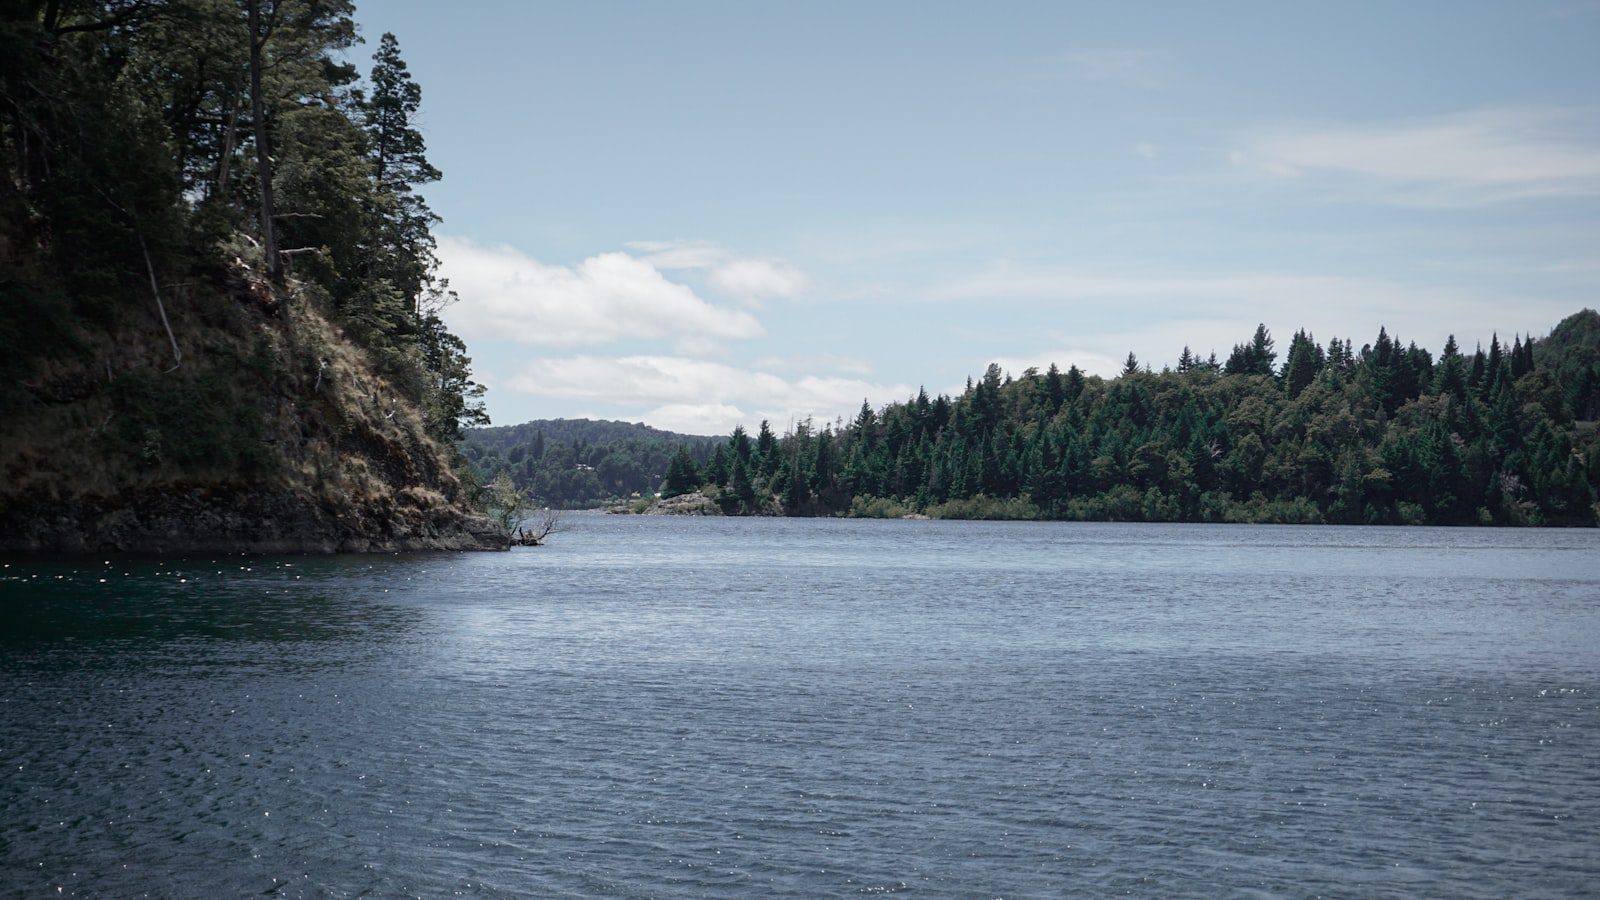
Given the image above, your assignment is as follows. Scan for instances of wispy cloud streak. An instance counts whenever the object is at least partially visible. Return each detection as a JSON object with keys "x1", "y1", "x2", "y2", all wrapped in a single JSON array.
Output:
[{"x1": 1233, "y1": 108, "x2": 1600, "y2": 205}]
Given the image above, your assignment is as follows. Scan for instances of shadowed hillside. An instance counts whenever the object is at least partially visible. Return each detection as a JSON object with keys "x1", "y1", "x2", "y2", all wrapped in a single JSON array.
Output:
[{"x1": 0, "y1": 2, "x2": 501, "y2": 552}]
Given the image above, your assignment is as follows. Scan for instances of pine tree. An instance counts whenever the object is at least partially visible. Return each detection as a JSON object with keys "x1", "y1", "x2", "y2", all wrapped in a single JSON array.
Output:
[
  {"x1": 662, "y1": 446, "x2": 700, "y2": 497},
  {"x1": 1282, "y1": 329, "x2": 1323, "y2": 398},
  {"x1": 363, "y1": 32, "x2": 443, "y2": 321},
  {"x1": 1366, "y1": 328, "x2": 1400, "y2": 412},
  {"x1": 1064, "y1": 365, "x2": 1086, "y2": 402},
  {"x1": 783, "y1": 453, "x2": 811, "y2": 511},
  {"x1": 417, "y1": 315, "x2": 488, "y2": 440},
  {"x1": 729, "y1": 454, "x2": 756, "y2": 511},
  {"x1": 755, "y1": 420, "x2": 779, "y2": 479},
  {"x1": 810, "y1": 431, "x2": 835, "y2": 497},
  {"x1": 703, "y1": 444, "x2": 729, "y2": 488},
  {"x1": 729, "y1": 424, "x2": 752, "y2": 463},
  {"x1": 1482, "y1": 333, "x2": 1505, "y2": 398},
  {"x1": 1224, "y1": 324, "x2": 1276, "y2": 377},
  {"x1": 1510, "y1": 336, "x2": 1530, "y2": 379},
  {"x1": 1516, "y1": 336, "x2": 1537, "y2": 378},
  {"x1": 1251, "y1": 324, "x2": 1277, "y2": 375},
  {"x1": 972, "y1": 363, "x2": 1004, "y2": 431},
  {"x1": 1044, "y1": 363, "x2": 1065, "y2": 411},
  {"x1": 1432, "y1": 335, "x2": 1467, "y2": 401}
]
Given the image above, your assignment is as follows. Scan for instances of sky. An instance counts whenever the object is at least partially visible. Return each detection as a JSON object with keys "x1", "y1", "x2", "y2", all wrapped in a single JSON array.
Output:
[{"x1": 354, "y1": 0, "x2": 1600, "y2": 435}]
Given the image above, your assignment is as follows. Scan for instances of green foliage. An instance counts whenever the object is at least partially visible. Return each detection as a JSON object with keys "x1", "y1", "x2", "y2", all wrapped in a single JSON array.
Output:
[
  {"x1": 1225, "y1": 324, "x2": 1277, "y2": 377},
  {"x1": 486, "y1": 472, "x2": 530, "y2": 531},
  {"x1": 461, "y1": 419, "x2": 719, "y2": 508},
  {"x1": 0, "y1": 273, "x2": 80, "y2": 412},
  {"x1": 927, "y1": 494, "x2": 1041, "y2": 520},
  {"x1": 0, "y1": 0, "x2": 486, "y2": 466},
  {"x1": 662, "y1": 446, "x2": 702, "y2": 498},
  {"x1": 107, "y1": 369, "x2": 271, "y2": 474},
  {"x1": 362, "y1": 31, "x2": 442, "y2": 309},
  {"x1": 696, "y1": 315, "x2": 1600, "y2": 526},
  {"x1": 847, "y1": 495, "x2": 914, "y2": 518},
  {"x1": 1535, "y1": 310, "x2": 1600, "y2": 421}
]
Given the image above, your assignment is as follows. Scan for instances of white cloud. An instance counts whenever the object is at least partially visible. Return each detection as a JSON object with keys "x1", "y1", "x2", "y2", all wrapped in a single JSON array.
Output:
[
  {"x1": 641, "y1": 403, "x2": 749, "y2": 435},
  {"x1": 503, "y1": 355, "x2": 910, "y2": 434},
  {"x1": 1133, "y1": 142, "x2": 1160, "y2": 159},
  {"x1": 438, "y1": 237, "x2": 763, "y2": 347},
  {"x1": 1233, "y1": 107, "x2": 1600, "y2": 205},
  {"x1": 624, "y1": 239, "x2": 726, "y2": 271},
  {"x1": 626, "y1": 239, "x2": 806, "y2": 302},
  {"x1": 669, "y1": 334, "x2": 732, "y2": 358},
  {"x1": 708, "y1": 258, "x2": 807, "y2": 300}
]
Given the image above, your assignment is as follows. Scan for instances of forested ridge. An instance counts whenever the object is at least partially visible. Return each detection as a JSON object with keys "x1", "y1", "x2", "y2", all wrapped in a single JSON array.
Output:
[
  {"x1": 463, "y1": 419, "x2": 720, "y2": 509},
  {"x1": 0, "y1": 0, "x2": 498, "y2": 550},
  {"x1": 636, "y1": 312, "x2": 1600, "y2": 525}
]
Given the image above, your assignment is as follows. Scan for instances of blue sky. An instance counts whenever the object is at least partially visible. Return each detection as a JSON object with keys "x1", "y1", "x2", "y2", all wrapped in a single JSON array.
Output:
[{"x1": 355, "y1": 1, "x2": 1600, "y2": 435}]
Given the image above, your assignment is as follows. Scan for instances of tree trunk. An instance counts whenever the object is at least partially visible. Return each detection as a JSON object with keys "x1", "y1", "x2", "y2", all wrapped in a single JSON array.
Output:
[
  {"x1": 215, "y1": 88, "x2": 242, "y2": 197},
  {"x1": 247, "y1": 0, "x2": 280, "y2": 282}
]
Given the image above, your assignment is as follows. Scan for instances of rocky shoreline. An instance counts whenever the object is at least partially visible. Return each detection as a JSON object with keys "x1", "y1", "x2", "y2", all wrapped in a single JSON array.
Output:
[
  {"x1": 620, "y1": 491, "x2": 725, "y2": 516},
  {"x1": 608, "y1": 490, "x2": 798, "y2": 517},
  {"x1": 0, "y1": 485, "x2": 507, "y2": 555}
]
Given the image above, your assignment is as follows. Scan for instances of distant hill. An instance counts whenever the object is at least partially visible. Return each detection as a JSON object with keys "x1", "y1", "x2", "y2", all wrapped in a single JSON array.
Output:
[
  {"x1": 1536, "y1": 309, "x2": 1600, "y2": 417},
  {"x1": 461, "y1": 419, "x2": 721, "y2": 508},
  {"x1": 467, "y1": 418, "x2": 720, "y2": 454}
]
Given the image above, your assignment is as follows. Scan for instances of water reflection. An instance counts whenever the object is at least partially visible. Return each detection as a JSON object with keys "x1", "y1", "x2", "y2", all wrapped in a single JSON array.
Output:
[{"x1": 0, "y1": 555, "x2": 427, "y2": 674}]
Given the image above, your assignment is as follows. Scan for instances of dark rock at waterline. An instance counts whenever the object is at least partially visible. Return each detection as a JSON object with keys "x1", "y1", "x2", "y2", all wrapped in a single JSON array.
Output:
[{"x1": 0, "y1": 485, "x2": 507, "y2": 554}]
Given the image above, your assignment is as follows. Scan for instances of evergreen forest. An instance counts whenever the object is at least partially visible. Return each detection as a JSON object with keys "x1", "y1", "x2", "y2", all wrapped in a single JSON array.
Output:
[{"x1": 637, "y1": 313, "x2": 1600, "y2": 525}]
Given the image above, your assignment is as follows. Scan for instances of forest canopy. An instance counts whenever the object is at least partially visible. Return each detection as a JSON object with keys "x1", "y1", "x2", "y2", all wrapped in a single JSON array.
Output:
[
  {"x1": 463, "y1": 419, "x2": 721, "y2": 509},
  {"x1": 1, "y1": 0, "x2": 485, "y2": 447},
  {"x1": 501, "y1": 313, "x2": 1600, "y2": 526}
]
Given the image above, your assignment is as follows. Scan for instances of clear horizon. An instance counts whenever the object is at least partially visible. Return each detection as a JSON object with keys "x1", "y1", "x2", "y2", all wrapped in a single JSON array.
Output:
[{"x1": 355, "y1": 0, "x2": 1600, "y2": 434}]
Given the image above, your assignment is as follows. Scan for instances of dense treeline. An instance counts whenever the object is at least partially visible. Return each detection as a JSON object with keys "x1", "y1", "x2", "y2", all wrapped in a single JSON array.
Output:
[
  {"x1": 674, "y1": 312, "x2": 1600, "y2": 525},
  {"x1": 469, "y1": 418, "x2": 721, "y2": 456},
  {"x1": 1, "y1": 0, "x2": 485, "y2": 451},
  {"x1": 463, "y1": 420, "x2": 720, "y2": 508}
]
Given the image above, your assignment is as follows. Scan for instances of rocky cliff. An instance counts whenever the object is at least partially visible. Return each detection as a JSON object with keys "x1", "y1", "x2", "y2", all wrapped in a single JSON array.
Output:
[{"x1": 0, "y1": 268, "x2": 506, "y2": 554}]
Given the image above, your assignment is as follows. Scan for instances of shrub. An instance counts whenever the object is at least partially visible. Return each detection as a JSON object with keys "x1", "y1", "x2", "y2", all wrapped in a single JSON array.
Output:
[
  {"x1": 847, "y1": 495, "x2": 913, "y2": 518},
  {"x1": 926, "y1": 494, "x2": 1040, "y2": 520}
]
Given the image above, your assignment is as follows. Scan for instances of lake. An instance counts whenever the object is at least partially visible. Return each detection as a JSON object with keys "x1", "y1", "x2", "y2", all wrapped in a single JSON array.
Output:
[{"x1": 3, "y1": 516, "x2": 1598, "y2": 897}]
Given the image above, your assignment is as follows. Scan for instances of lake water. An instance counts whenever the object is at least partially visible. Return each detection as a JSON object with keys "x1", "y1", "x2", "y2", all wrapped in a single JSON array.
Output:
[{"x1": 3, "y1": 516, "x2": 1598, "y2": 897}]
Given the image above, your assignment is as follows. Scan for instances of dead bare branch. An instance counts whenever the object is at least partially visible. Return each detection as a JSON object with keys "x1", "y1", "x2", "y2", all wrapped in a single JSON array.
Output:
[
  {"x1": 512, "y1": 509, "x2": 568, "y2": 546},
  {"x1": 139, "y1": 235, "x2": 182, "y2": 371}
]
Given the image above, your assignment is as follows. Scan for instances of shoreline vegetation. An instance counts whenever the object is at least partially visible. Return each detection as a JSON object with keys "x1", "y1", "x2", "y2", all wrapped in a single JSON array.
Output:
[
  {"x1": 1, "y1": 4, "x2": 503, "y2": 553},
  {"x1": 479, "y1": 311, "x2": 1600, "y2": 528}
]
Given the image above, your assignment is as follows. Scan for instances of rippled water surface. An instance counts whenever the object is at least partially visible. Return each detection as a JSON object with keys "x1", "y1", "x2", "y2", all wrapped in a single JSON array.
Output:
[{"x1": 3, "y1": 517, "x2": 1599, "y2": 897}]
